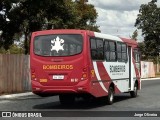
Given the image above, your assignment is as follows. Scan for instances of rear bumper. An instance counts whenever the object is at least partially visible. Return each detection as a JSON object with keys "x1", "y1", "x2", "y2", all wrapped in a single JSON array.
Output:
[{"x1": 31, "y1": 80, "x2": 89, "y2": 95}]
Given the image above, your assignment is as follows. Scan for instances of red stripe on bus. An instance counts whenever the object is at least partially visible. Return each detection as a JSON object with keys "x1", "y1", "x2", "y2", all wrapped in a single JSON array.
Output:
[
  {"x1": 132, "y1": 58, "x2": 141, "y2": 90},
  {"x1": 96, "y1": 62, "x2": 111, "y2": 80},
  {"x1": 97, "y1": 62, "x2": 122, "y2": 93}
]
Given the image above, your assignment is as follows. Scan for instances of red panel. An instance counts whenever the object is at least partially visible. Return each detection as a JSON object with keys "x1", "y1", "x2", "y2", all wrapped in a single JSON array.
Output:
[
  {"x1": 96, "y1": 62, "x2": 122, "y2": 94},
  {"x1": 96, "y1": 62, "x2": 111, "y2": 80},
  {"x1": 90, "y1": 62, "x2": 108, "y2": 97},
  {"x1": 120, "y1": 37, "x2": 138, "y2": 47},
  {"x1": 132, "y1": 58, "x2": 141, "y2": 90}
]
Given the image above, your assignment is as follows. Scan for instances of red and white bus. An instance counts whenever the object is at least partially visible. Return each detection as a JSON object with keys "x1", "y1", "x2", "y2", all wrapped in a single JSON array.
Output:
[{"x1": 30, "y1": 29, "x2": 141, "y2": 105}]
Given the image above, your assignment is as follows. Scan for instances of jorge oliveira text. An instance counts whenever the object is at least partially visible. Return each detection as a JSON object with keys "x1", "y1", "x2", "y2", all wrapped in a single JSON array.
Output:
[{"x1": 134, "y1": 112, "x2": 158, "y2": 117}]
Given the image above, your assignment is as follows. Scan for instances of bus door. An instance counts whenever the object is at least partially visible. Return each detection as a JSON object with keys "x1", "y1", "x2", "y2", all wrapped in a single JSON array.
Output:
[{"x1": 133, "y1": 49, "x2": 141, "y2": 75}]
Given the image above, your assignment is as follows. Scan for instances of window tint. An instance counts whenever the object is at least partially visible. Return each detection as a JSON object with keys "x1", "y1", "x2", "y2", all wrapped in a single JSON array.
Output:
[
  {"x1": 90, "y1": 38, "x2": 97, "y2": 60},
  {"x1": 90, "y1": 38, "x2": 128, "y2": 62},
  {"x1": 90, "y1": 38, "x2": 96, "y2": 49},
  {"x1": 97, "y1": 39, "x2": 103, "y2": 49},
  {"x1": 134, "y1": 48, "x2": 141, "y2": 71},
  {"x1": 117, "y1": 43, "x2": 121, "y2": 60},
  {"x1": 117, "y1": 43, "x2": 121, "y2": 51},
  {"x1": 117, "y1": 42, "x2": 127, "y2": 62},
  {"x1": 134, "y1": 49, "x2": 140, "y2": 63},
  {"x1": 97, "y1": 39, "x2": 104, "y2": 60},
  {"x1": 110, "y1": 42, "x2": 116, "y2": 51},
  {"x1": 34, "y1": 34, "x2": 83, "y2": 56},
  {"x1": 104, "y1": 41, "x2": 116, "y2": 61},
  {"x1": 90, "y1": 38, "x2": 104, "y2": 60},
  {"x1": 122, "y1": 44, "x2": 127, "y2": 52}
]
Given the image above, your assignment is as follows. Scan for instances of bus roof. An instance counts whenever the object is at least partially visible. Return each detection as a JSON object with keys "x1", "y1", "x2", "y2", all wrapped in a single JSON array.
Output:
[
  {"x1": 32, "y1": 29, "x2": 138, "y2": 46},
  {"x1": 120, "y1": 37, "x2": 138, "y2": 46}
]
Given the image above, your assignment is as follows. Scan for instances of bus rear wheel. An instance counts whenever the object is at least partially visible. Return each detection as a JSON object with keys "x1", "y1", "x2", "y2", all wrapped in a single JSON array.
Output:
[
  {"x1": 59, "y1": 94, "x2": 75, "y2": 105},
  {"x1": 107, "y1": 87, "x2": 114, "y2": 105},
  {"x1": 130, "y1": 83, "x2": 138, "y2": 98}
]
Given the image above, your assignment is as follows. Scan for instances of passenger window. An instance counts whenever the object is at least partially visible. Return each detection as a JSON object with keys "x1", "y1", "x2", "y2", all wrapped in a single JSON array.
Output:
[
  {"x1": 90, "y1": 38, "x2": 97, "y2": 60},
  {"x1": 117, "y1": 42, "x2": 127, "y2": 62},
  {"x1": 134, "y1": 49, "x2": 140, "y2": 63},
  {"x1": 90, "y1": 38, "x2": 96, "y2": 49},
  {"x1": 104, "y1": 41, "x2": 116, "y2": 61},
  {"x1": 96, "y1": 39, "x2": 104, "y2": 60},
  {"x1": 117, "y1": 43, "x2": 122, "y2": 61},
  {"x1": 134, "y1": 48, "x2": 141, "y2": 71},
  {"x1": 90, "y1": 38, "x2": 104, "y2": 60}
]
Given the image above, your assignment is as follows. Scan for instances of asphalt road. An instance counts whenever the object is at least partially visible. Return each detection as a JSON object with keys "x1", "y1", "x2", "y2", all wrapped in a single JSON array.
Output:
[{"x1": 0, "y1": 80, "x2": 160, "y2": 119}]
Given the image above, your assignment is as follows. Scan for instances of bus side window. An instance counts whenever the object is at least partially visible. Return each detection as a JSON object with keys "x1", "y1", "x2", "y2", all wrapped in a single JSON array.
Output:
[
  {"x1": 121, "y1": 43, "x2": 127, "y2": 62},
  {"x1": 134, "y1": 49, "x2": 140, "y2": 63},
  {"x1": 104, "y1": 40, "x2": 116, "y2": 61},
  {"x1": 90, "y1": 38, "x2": 97, "y2": 60},
  {"x1": 104, "y1": 41, "x2": 110, "y2": 61},
  {"x1": 96, "y1": 39, "x2": 104, "y2": 60},
  {"x1": 134, "y1": 48, "x2": 141, "y2": 71},
  {"x1": 117, "y1": 42, "x2": 122, "y2": 61},
  {"x1": 117, "y1": 42, "x2": 127, "y2": 62},
  {"x1": 109, "y1": 41, "x2": 116, "y2": 61}
]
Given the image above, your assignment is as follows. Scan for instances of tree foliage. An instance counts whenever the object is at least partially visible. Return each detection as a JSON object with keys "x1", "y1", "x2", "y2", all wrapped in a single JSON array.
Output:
[
  {"x1": 131, "y1": 29, "x2": 138, "y2": 41},
  {"x1": 0, "y1": 0, "x2": 19, "y2": 50},
  {"x1": 0, "y1": 0, "x2": 100, "y2": 54},
  {"x1": 135, "y1": 0, "x2": 160, "y2": 57}
]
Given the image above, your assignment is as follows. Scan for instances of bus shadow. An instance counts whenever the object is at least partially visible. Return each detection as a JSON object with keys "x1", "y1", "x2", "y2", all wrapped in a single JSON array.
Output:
[{"x1": 33, "y1": 94, "x2": 132, "y2": 110}]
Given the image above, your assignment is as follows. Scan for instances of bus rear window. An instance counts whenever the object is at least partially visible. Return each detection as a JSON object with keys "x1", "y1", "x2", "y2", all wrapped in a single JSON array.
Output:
[{"x1": 34, "y1": 34, "x2": 83, "y2": 56}]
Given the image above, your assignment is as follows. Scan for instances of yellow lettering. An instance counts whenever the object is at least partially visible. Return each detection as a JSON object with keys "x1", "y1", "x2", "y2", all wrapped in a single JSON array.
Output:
[
  {"x1": 65, "y1": 65, "x2": 69, "y2": 69},
  {"x1": 91, "y1": 70, "x2": 95, "y2": 77},
  {"x1": 50, "y1": 65, "x2": 54, "y2": 69},
  {"x1": 40, "y1": 79, "x2": 47, "y2": 82},
  {"x1": 70, "y1": 65, "x2": 73, "y2": 69},
  {"x1": 58, "y1": 65, "x2": 61, "y2": 69},
  {"x1": 43, "y1": 65, "x2": 46, "y2": 69},
  {"x1": 61, "y1": 65, "x2": 65, "y2": 69},
  {"x1": 47, "y1": 65, "x2": 50, "y2": 69},
  {"x1": 43, "y1": 65, "x2": 74, "y2": 70}
]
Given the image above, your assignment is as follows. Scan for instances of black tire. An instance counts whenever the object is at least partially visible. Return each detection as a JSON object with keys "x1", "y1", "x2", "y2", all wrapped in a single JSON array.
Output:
[
  {"x1": 59, "y1": 94, "x2": 75, "y2": 105},
  {"x1": 107, "y1": 87, "x2": 114, "y2": 105},
  {"x1": 130, "y1": 83, "x2": 138, "y2": 98}
]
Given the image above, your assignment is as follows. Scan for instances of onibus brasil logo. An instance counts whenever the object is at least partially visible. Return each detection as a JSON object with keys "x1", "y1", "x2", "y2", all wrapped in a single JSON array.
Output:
[{"x1": 51, "y1": 36, "x2": 64, "y2": 53}]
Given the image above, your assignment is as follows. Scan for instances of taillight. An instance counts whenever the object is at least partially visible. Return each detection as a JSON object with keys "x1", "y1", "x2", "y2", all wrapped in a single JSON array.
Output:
[
  {"x1": 31, "y1": 68, "x2": 37, "y2": 80},
  {"x1": 81, "y1": 67, "x2": 88, "y2": 80}
]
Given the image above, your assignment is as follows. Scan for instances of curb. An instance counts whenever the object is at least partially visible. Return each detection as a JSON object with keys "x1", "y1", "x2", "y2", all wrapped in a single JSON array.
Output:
[
  {"x1": 0, "y1": 92, "x2": 33, "y2": 100},
  {"x1": 141, "y1": 77, "x2": 160, "y2": 81}
]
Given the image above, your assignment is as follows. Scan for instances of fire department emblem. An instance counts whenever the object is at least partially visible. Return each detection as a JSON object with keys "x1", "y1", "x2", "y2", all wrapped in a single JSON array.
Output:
[{"x1": 51, "y1": 36, "x2": 64, "y2": 53}]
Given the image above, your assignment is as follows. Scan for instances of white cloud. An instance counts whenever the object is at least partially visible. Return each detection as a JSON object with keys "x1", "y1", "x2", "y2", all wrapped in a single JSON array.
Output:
[{"x1": 88, "y1": 0, "x2": 160, "y2": 41}]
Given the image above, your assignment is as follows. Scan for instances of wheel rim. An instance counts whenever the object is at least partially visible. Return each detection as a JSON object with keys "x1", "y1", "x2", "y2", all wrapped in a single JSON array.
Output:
[
  {"x1": 110, "y1": 92, "x2": 113, "y2": 102},
  {"x1": 134, "y1": 85, "x2": 137, "y2": 95}
]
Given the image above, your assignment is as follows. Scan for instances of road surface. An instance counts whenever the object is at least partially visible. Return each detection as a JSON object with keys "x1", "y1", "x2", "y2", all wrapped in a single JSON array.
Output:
[{"x1": 0, "y1": 79, "x2": 160, "y2": 119}]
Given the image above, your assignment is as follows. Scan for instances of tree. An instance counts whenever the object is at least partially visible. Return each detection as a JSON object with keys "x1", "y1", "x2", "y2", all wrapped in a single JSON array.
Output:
[
  {"x1": 72, "y1": 0, "x2": 100, "y2": 31},
  {"x1": 131, "y1": 29, "x2": 138, "y2": 41},
  {"x1": 0, "y1": 0, "x2": 19, "y2": 49},
  {"x1": 135, "y1": 0, "x2": 160, "y2": 57},
  {"x1": 0, "y1": 0, "x2": 100, "y2": 54}
]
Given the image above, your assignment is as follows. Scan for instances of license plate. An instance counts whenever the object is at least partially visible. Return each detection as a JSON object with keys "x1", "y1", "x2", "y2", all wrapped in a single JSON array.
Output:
[{"x1": 53, "y1": 75, "x2": 64, "y2": 80}]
